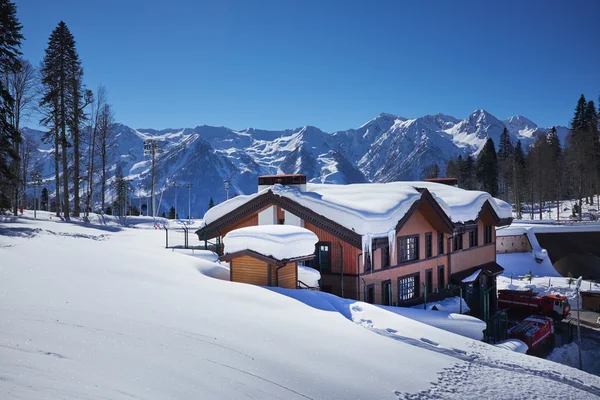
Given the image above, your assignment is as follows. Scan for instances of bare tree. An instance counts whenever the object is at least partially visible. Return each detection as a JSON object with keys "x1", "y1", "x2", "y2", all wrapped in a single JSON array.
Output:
[
  {"x1": 3, "y1": 58, "x2": 37, "y2": 215},
  {"x1": 97, "y1": 102, "x2": 115, "y2": 213},
  {"x1": 69, "y1": 66, "x2": 92, "y2": 217},
  {"x1": 84, "y1": 85, "x2": 106, "y2": 217},
  {"x1": 19, "y1": 130, "x2": 36, "y2": 205}
]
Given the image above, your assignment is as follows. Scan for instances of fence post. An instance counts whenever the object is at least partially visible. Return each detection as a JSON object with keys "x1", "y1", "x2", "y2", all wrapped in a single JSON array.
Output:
[{"x1": 165, "y1": 226, "x2": 169, "y2": 248}]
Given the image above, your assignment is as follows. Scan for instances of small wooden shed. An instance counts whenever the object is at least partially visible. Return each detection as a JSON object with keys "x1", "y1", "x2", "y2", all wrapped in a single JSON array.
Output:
[
  {"x1": 219, "y1": 224, "x2": 319, "y2": 289},
  {"x1": 220, "y1": 250, "x2": 314, "y2": 289}
]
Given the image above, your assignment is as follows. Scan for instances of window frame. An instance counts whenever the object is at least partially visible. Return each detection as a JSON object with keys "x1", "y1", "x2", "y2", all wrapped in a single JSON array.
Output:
[
  {"x1": 484, "y1": 225, "x2": 493, "y2": 244},
  {"x1": 381, "y1": 245, "x2": 390, "y2": 269},
  {"x1": 438, "y1": 265, "x2": 445, "y2": 292},
  {"x1": 398, "y1": 273, "x2": 420, "y2": 302},
  {"x1": 453, "y1": 233, "x2": 463, "y2": 251},
  {"x1": 437, "y1": 232, "x2": 444, "y2": 255},
  {"x1": 469, "y1": 227, "x2": 478, "y2": 248},
  {"x1": 397, "y1": 234, "x2": 420, "y2": 264},
  {"x1": 425, "y1": 232, "x2": 433, "y2": 258}
]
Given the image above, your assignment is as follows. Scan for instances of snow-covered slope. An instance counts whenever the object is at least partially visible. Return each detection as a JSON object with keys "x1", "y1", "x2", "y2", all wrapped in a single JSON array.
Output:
[
  {"x1": 1, "y1": 214, "x2": 599, "y2": 399},
  {"x1": 21, "y1": 110, "x2": 569, "y2": 217}
]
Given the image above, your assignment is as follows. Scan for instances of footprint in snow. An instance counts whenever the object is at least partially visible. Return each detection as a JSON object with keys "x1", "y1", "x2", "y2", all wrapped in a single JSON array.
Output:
[
  {"x1": 420, "y1": 338, "x2": 439, "y2": 347},
  {"x1": 386, "y1": 328, "x2": 398, "y2": 334},
  {"x1": 351, "y1": 305, "x2": 363, "y2": 312}
]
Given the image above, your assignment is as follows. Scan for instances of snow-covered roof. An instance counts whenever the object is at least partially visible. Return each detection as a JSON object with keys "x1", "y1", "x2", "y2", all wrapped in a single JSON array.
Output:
[
  {"x1": 222, "y1": 225, "x2": 318, "y2": 260},
  {"x1": 204, "y1": 181, "x2": 512, "y2": 238},
  {"x1": 461, "y1": 269, "x2": 482, "y2": 283}
]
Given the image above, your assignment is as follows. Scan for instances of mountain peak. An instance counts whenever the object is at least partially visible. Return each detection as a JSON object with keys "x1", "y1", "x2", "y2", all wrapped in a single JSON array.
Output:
[
  {"x1": 377, "y1": 112, "x2": 400, "y2": 119},
  {"x1": 504, "y1": 115, "x2": 538, "y2": 129}
]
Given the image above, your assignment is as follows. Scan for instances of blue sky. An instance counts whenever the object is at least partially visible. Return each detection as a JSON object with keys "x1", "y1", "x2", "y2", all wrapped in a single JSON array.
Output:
[{"x1": 14, "y1": 0, "x2": 600, "y2": 132}]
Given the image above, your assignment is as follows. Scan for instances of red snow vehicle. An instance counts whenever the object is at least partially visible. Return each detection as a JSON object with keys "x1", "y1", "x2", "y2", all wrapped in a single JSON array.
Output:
[
  {"x1": 507, "y1": 315, "x2": 554, "y2": 354},
  {"x1": 498, "y1": 289, "x2": 570, "y2": 319}
]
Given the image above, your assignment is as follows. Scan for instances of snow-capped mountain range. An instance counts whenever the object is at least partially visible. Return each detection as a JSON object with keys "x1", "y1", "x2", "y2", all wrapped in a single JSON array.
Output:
[{"x1": 23, "y1": 110, "x2": 569, "y2": 217}]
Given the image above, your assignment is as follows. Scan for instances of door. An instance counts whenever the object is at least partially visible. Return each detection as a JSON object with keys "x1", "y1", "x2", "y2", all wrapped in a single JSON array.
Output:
[
  {"x1": 316, "y1": 242, "x2": 331, "y2": 271},
  {"x1": 425, "y1": 269, "x2": 433, "y2": 294},
  {"x1": 382, "y1": 280, "x2": 392, "y2": 306},
  {"x1": 366, "y1": 284, "x2": 375, "y2": 304}
]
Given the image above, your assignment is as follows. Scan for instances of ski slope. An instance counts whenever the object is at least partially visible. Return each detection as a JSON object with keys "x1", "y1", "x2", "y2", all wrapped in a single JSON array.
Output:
[{"x1": 1, "y1": 212, "x2": 600, "y2": 399}]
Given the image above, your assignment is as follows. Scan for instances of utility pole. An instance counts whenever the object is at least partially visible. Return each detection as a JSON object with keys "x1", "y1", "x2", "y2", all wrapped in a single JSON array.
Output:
[
  {"x1": 30, "y1": 172, "x2": 42, "y2": 219},
  {"x1": 144, "y1": 139, "x2": 161, "y2": 217},
  {"x1": 224, "y1": 180, "x2": 231, "y2": 200},
  {"x1": 172, "y1": 180, "x2": 180, "y2": 219},
  {"x1": 186, "y1": 183, "x2": 193, "y2": 221},
  {"x1": 575, "y1": 277, "x2": 583, "y2": 370},
  {"x1": 137, "y1": 183, "x2": 142, "y2": 215}
]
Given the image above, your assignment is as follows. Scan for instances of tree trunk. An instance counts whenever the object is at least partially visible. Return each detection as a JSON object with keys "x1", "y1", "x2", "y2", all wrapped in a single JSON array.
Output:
[
  {"x1": 73, "y1": 125, "x2": 80, "y2": 217},
  {"x1": 101, "y1": 145, "x2": 106, "y2": 213},
  {"x1": 54, "y1": 131, "x2": 60, "y2": 217},
  {"x1": 73, "y1": 126, "x2": 81, "y2": 217}
]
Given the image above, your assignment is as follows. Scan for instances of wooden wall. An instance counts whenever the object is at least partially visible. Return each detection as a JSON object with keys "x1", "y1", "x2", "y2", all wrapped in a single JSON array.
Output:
[
  {"x1": 304, "y1": 221, "x2": 361, "y2": 275},
  {"x1": 230, "y1": 255, "x2": 269, "y2": 286},
  {"x1": 231, "y1": 256, "x2": 298, "y2": 289},
  {"x1": 271, "y1": 261, "x2": 298, "y2": 289}
]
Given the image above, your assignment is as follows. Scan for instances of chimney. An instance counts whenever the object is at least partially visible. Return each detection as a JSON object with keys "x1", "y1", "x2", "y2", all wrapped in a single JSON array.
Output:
[{"x1": 258, "y1": 174, "x2": 307, "y2": 192}]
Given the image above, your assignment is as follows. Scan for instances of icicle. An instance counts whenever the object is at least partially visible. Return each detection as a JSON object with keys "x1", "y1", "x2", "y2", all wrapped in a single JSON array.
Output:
[
  {"x1": 387, "y1": 229, "x2": 396, "y2": 259},
  {"x1": 362, "y1": 234, "x2": 373, "y2": 267}
]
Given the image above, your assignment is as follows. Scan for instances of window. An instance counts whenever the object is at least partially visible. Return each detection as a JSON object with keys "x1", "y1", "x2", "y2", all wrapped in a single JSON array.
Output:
[
  {"x1": 438, "y1": 232, "x2": 444, "y2": 255},
  {"x1": 381, "y1": 245, "x2": 390, "y2": 268},
  {"x1": 397, "y1": 235, "x2": 419, "y2": 263},
  {"x1": 438, "y1": 265, "x2": 445, "y2": 291},
  {"x1": 365, "y1": 252, "x2": 372, "y2": 272},
  {"x1": 425, "y1": 269, "x2": 433, "y2": 294},
  {"x1": 398, "y1": 274, "x2": 420, "y2": 301},
  {"x1": 469, "y1": 227, "x2": 478, "y2": 248},
  {"x1": 484, "y1": 225, "x2": 493, "y2": 244},
  {"x1": 314, "y1": 242, "x2": 331, "y2": 271},
  {"x1": 453, "y1": 233, "x2": 463, "y2": 251},
  {"x1": 425, "y1": 232, "x2": 432, "y2": 258}
]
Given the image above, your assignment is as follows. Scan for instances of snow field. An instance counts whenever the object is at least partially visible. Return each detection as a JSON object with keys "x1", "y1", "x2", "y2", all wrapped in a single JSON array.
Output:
[{"x1": 1, "y1": 215, "x2": 600, "y2": 399}]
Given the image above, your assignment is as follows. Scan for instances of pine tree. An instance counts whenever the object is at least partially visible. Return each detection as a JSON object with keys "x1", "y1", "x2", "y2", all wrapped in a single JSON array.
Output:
[
  {"x1": 114, "y1": 164, "x2": 129, "y2": 217},
  {"x1": 168, "y1": 206, "x2": 176, "y2": 219},
  {"x1": 476, "y1": 138, "x2": 499, "y2": 196},
  {"x1": 513, "y1": 140, "x2": 526, "y2": 218},
  {"x1": 0, "y1": 0, "x2": 23, "y2": 211},
  {"x1": 208, "y1": 197, "x2": 215, "y2": 209},
  {"x1": 445, "y1": 159, "x2": 459, "y2": 178},
  {"x1": 422, "y1": 163, "x2": 440, "y2": 179},
  {"x1": 497, "y1": 127, "x2": 514, "y2": 201},
  {"x1": 40, "y1": 22, "x2": 81, "y2": 220},
  {"x1": 565, "y1": 94, "x2": 597, "y2": 218},
  {"x1": 459, "y1": 154, "x2": 476, "y2": 190}
]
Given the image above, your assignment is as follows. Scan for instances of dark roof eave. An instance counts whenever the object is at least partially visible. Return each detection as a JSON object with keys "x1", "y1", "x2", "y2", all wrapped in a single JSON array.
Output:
[{"x1": 219, "y1": 249, "x2": 315, "y2": 266}]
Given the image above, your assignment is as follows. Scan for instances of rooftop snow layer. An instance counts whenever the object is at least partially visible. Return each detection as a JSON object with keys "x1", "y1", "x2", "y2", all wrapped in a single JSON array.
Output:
[
  {"x1": 204, "y1": 181, "x2": 512, "y2": 237},
  {"x1": 222, "y1": 225, "x2": 318, "y2": 260}
]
